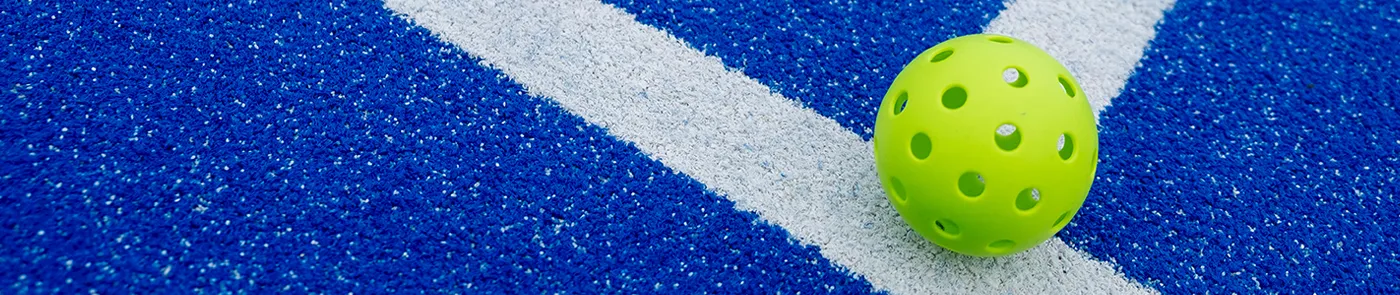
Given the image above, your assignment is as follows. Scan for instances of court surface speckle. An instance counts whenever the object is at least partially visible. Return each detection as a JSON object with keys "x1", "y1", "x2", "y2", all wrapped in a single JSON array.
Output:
[{"x1": 2, "y1": 0, "x2": 1398, "y2": 294}]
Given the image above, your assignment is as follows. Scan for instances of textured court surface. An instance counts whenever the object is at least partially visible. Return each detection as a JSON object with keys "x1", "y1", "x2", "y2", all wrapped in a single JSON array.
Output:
[{"x1": 2, "y1": 0, "x2": 1398, "y2": 294}]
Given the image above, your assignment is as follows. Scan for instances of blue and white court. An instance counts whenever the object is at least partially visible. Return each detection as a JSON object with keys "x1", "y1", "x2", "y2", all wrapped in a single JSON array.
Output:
[{"x1": 2, "y1": 0, "x2": 1397, "y2": 293}]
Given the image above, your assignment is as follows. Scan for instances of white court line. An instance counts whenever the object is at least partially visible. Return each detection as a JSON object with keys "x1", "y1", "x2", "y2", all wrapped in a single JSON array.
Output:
[
  {"x1": 986, "y1": 0, "x2": 1177, "y2": 118},
  {"x1": 385, "y1": 0, "x2": 1172, "y2": 293}
]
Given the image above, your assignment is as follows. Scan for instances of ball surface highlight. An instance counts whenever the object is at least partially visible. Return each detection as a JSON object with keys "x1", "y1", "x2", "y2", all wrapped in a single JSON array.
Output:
[{"x1": 873, "y1": 34, "x2": 1099, "y2": 257}]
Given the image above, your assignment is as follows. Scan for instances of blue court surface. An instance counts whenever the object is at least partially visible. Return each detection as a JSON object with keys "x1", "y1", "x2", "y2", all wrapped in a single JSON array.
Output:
[{"x1": 3, "y1": 0, "x2": 1398, "y2": 294}]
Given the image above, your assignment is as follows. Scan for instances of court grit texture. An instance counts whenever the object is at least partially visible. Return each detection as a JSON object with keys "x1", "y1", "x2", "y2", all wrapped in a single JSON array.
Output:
[
  {"x1": 601, "y1": 0, "x2": 1005, "y2": 138},
  {"x1": 2, "y1": 0, "x2": 1398, "y2": 294},
  {"x1": 1062, "y1": 1, "x2": 1400, "y2": 293},
  {"x1": 0, "y1": 1, "x2": 875, "y2": 293}
]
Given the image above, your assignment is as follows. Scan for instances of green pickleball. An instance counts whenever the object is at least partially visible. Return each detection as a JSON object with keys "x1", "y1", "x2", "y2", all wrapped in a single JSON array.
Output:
[{"x1": 873, "y1": 34, "x2": 1099, "y2": 257}]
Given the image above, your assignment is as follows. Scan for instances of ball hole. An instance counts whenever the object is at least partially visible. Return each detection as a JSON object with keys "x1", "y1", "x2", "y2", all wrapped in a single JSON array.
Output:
[
  {"x1": 1003, "y1": 67, "x2": 1028, "y2": 87},
  {"x1": 995, "y1": 123, "x2": 1022, "y2": 151},
  {"x1": 1053, "y1": 211, "x2": 1073, "y2": 228},
  {"x1": 935, "y1": 219, "x2": 961, "y2": 236},
  {"x1": 1058, "y1": 133, "x2": 1075, "y2": 161},
  {"x1": 1090, "y1": 146, "x2": 1099, "y2": 173},
  {"x1": 893, "y1": 91, "x2": 909, "y2": 115},
  {"x1": 989, "y1": 36, "x2": 1013, "y2": 43},
  {"x1": 910, "y1": 133, "x2": 932, "y2": 160},
  {"x1": 931, "y1": 49, "x2": 954, "y2": 63},
  {"x1": 988, "y1": 240, "x2": 1016, "y2": 252},
  {"x1": 1058, "y1": 75, "x2": 1077, "y2": 97},
  {"x1": 957, "y1": 172, "x2": 985, "y2": 197},
  {"x1": 941, "y1": 85, "x2": 967, "y2": 110},
  {"x1": 1016, "y1": 188, "x2": 1041, "y2": 211},
  {"x1": 889, "y1": 176, "x2": 907, "y2": 203}
]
